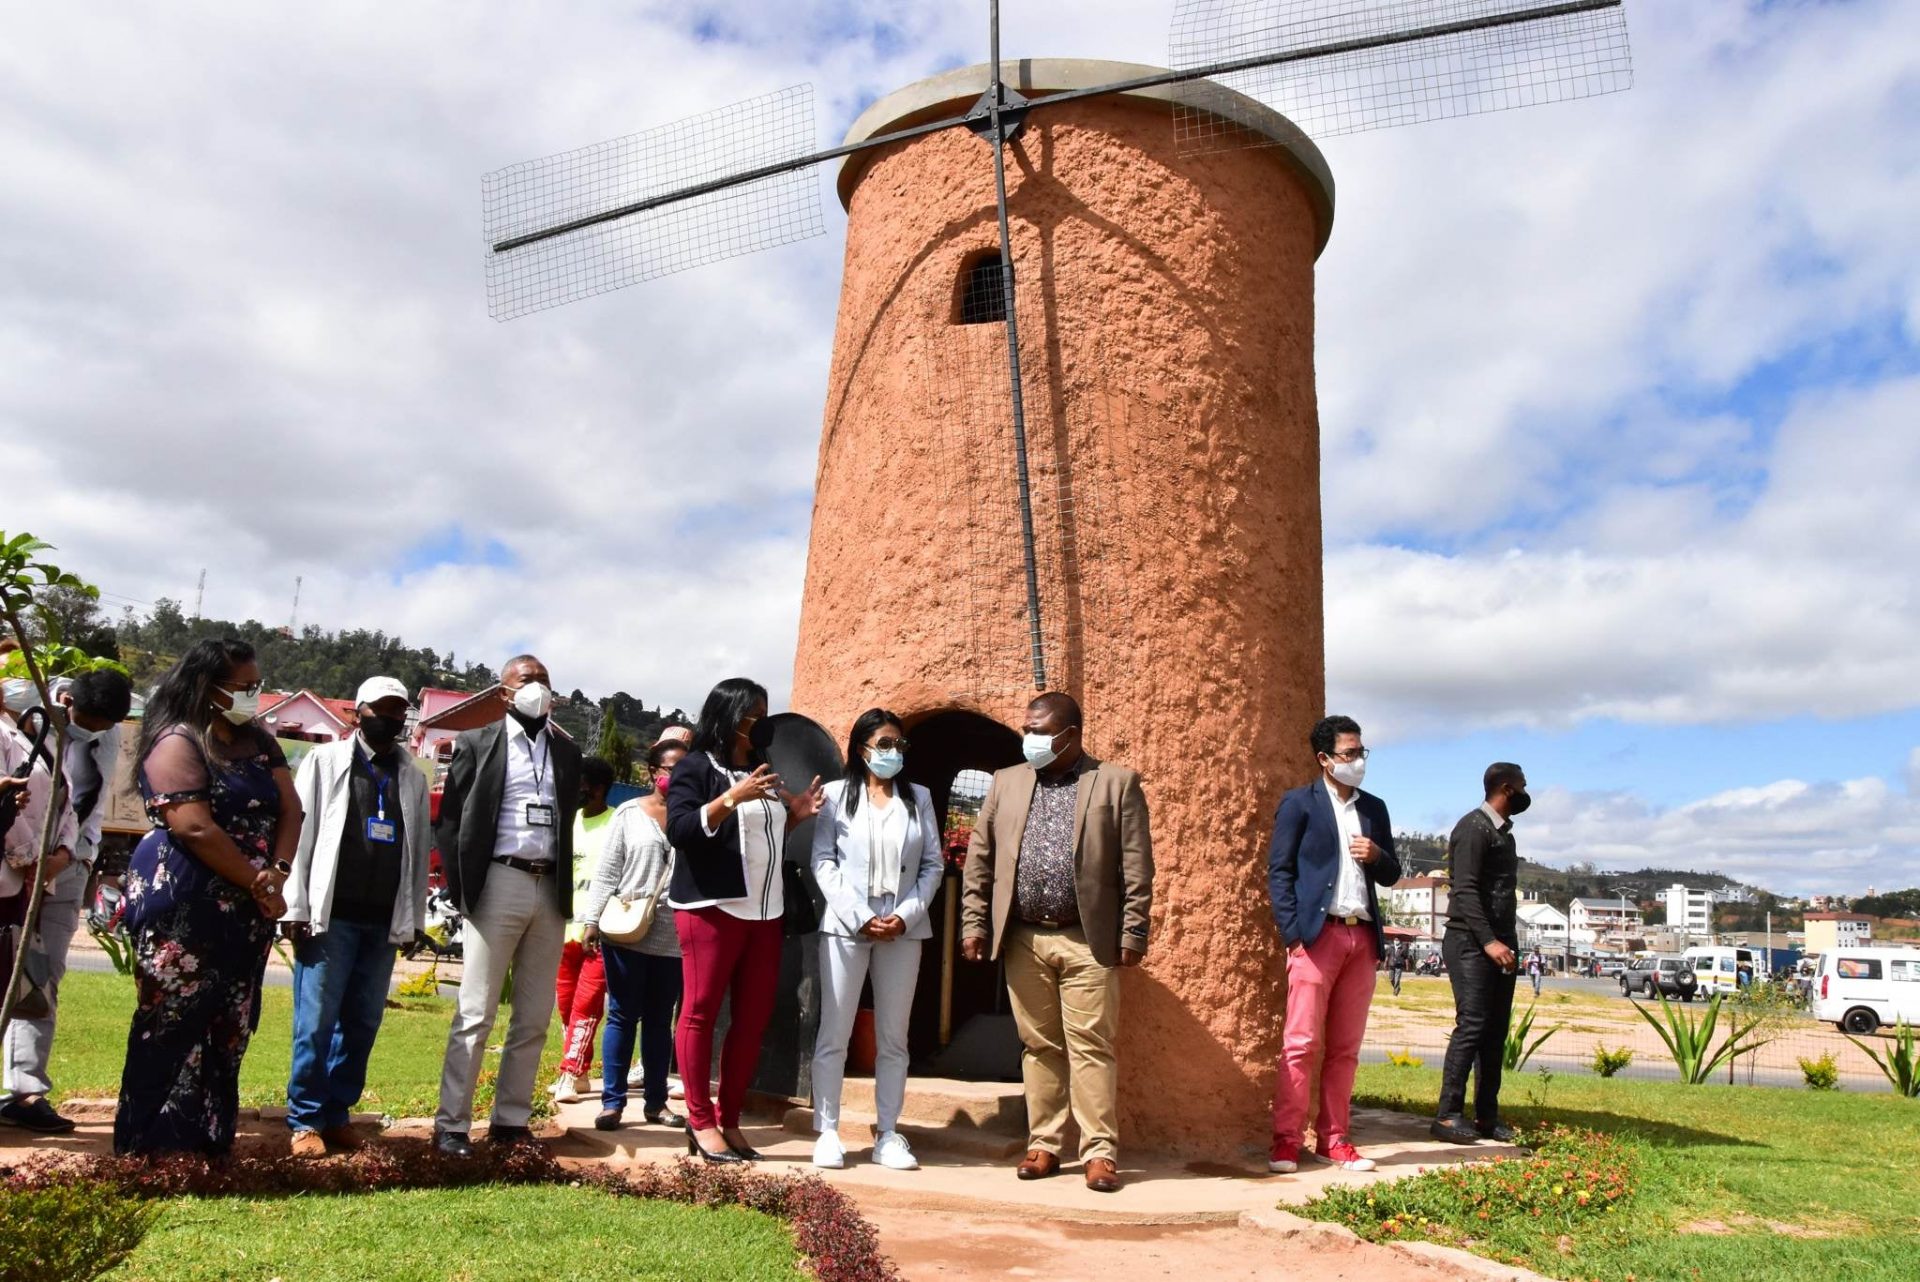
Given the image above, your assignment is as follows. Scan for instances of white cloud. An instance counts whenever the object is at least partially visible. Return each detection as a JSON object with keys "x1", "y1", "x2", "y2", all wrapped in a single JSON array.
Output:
[
  {"x1": 1, "y1": 0, "x2": 1916, "y2": 755},
  {"x1": 1522, "y1": 764, "x2": 1920, "y2": 898}
]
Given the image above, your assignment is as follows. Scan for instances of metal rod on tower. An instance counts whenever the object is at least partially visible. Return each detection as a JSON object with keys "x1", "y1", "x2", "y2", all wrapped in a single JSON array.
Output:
[
  {"x1": 193, "y1": 569, "x2": 206, "y2": 623},
  {"x1": 987, "y1": 0, "x2": 1049, "y2": 692},
  {"x1": 288, "y1": 575, "x2": 302, "y2": 634}
]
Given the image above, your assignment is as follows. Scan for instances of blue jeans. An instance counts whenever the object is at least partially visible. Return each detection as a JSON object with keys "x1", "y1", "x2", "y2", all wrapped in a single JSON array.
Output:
[
  {"x1": 286, "y1": 919, "x2": 398, "y2": 1132},
  {"x1": 600, "y1": 946, "x2": 683, "y2": 1114}
]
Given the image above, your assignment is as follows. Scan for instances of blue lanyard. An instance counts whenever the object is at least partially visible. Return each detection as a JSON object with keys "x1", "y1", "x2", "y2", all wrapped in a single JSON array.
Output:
[{"x1": 358, "y1": 744, "x2": 393, "y2": 822}]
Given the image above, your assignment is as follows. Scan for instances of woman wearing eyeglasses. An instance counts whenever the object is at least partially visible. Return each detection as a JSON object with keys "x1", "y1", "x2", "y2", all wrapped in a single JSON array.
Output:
[
  {"x1": 114, "y1": 638, "x2": 303, "y2": 1156},
  {"x1": 806, "y1": 708, "x2": 944, "y2": 1170}
]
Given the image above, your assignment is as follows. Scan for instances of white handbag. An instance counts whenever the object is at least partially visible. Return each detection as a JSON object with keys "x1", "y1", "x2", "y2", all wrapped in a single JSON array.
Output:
[{"x1": 598, "y1": 859, "x2": 671, "y2": 944}]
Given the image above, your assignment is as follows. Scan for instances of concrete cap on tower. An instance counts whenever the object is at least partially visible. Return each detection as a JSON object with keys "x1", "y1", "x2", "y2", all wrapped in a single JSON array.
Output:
[{"x1": 837, "y1": 58, "x2": 1336, "y2": 254}]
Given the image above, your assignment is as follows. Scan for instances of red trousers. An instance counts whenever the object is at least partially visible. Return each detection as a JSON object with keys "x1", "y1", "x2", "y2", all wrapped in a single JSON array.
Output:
[
  {"x1": 674, "y1": 907, "x2": 781, "y2": 1130},
  {"x1": 1271, "y1": 921, "x2": 1377, "y2": 1154},
  {"x1": 555, "y1": 939, "x2": 606, "y2": 1077}
]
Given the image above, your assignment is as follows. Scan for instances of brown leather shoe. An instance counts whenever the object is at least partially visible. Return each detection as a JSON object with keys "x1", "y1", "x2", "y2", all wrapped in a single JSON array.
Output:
[
  {"x1": 320, "y1": 1124, "x2": 367, "y2": 1152},
  {"x1": 289, "y1": 1130, "x2": 327, "y2": 1159},
  {"x1": 1084, "y1": 1157, "x2": 1121, "y2": 1192},
  {"x1": 1016, "y1": 1149, "x2": 1060, "y2": 1180}
]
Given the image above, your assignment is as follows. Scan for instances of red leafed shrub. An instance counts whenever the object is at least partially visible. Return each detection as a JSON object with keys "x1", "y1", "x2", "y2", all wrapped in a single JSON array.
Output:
[{"x1": 3, "y1": 1145, "x2": 899, "y2": 1282}]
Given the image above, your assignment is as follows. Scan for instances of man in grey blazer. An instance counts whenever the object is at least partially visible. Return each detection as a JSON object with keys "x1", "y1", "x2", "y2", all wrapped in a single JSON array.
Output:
[
  {"x1": 432, "y1": 655, "x2": 582, "y2": 1157},
  {"x1": 961, "y1": 692, "x2": 1154, "y2": 1192}
]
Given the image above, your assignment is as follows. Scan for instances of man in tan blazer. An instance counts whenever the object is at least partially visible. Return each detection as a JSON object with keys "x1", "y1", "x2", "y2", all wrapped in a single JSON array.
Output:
[{"x1": 961, "y1": 692, "x2": 1154, "y2": 1192}]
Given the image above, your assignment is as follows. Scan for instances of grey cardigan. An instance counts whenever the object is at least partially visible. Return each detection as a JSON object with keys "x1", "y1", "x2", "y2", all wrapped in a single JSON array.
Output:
[{"x1": 582, "y1": 799, "x2": 680, "y2": 957}]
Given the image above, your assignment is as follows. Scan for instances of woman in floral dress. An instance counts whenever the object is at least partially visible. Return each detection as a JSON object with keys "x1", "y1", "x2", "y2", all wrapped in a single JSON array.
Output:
[{"x1": 115, "y1": 639, "x2": 302, "y2": 1157}]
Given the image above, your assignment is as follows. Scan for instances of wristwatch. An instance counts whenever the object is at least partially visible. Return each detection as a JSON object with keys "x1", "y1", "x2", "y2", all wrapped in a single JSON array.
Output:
[{"x1": 721, "y1": 794, "x2": 737, "y2": 811}]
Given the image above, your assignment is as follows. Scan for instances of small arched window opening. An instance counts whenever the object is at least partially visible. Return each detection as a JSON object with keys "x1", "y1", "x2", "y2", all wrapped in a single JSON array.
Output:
[{"x1": 955, "y1": 252, "x2": 1007, "y2": 325}]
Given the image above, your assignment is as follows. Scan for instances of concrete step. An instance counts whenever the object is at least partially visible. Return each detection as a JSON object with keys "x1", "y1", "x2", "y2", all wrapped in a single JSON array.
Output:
[
  {"x1": 782, "y1": 1106, "x2": 1026, "y2": 1162},
  {"x1": 835, "y1": 1074, "x2": 1026, "y2": 1134}
]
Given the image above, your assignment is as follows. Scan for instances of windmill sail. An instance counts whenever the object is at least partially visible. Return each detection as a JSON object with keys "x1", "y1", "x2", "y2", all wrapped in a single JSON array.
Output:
[
  {"x1": 483, "y1": 84, "x2": 825, "y2": 321},
  {"x1": 1168, "y1": 0, "x2": 1632, "y2": 152}
]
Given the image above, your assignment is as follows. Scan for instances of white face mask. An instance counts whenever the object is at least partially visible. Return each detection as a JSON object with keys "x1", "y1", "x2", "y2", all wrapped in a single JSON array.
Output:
[
  {"x1": 866, "y1": 747, "x2": 904, "y2": 780},
  {"x1": 1, "y1": 678, "x2": 36, "y2": 715},
  {"x1": 1325, "y1": 755, "x2": 1366, "y2": 788},
  {"x1": 1022, "y1": 730, "x2": 1063, "y2": 770},
  {"x1": 511, "y1": 681, "x2": 553, "y2": 719},
  {"x1": 217, "y1": 687, "x2": 261, "y2": 725},
  {"x1": 65, "y1": 722, "x2": 103, "y2": 744}
]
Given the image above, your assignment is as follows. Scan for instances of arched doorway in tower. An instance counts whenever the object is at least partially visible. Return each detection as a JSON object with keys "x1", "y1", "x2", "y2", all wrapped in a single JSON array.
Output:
[{"x1": 900, "y1": 708, "x2": 1024, "y2": 1080}]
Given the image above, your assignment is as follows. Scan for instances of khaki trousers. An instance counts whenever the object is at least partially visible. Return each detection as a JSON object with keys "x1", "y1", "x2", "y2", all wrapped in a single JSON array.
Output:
[{"x1": 1003, "y1": 922, "x2": 1119, "y2": 1163}]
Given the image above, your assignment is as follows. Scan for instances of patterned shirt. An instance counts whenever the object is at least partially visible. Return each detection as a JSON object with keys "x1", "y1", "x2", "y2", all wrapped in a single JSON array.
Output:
[{"x1": 1014, "y1": 758, "x2": 1089, "y2": 925}]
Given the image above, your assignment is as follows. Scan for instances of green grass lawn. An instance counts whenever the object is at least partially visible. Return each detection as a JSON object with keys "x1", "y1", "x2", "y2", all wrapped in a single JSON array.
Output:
[
  {"x1": 49, "y1": 969, "x2": 562, "y2": 1122},
  {"x1": 110, "y1": 1184, "x2": 801, "y2": 1281},
  {"x1": 1328, "y1": 1063, "x2": 1920, "y2": 1280}
]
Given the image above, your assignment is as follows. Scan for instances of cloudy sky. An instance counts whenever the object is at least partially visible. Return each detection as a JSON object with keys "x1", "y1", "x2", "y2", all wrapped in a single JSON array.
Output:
[{"x1": 5, "y1": 1, "x2": 1916, "y2": 895}]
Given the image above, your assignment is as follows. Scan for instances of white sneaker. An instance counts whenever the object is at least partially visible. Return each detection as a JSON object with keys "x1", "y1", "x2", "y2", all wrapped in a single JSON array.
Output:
[
  {"x1": 812, "y1": 1132, "x2": 847, "y2": 1169},
  {"x1": 667, "y1": 1075, "x2": 685, "y2": 1100},
  {"x1": 627, "y1": 1064, "x2": 647, "y2": 1088},
  {"x1": 549, "y1": 1077, "x2": 583, "y2": 1104},
  {"x1": 873, "y1": 1130, "x2": 919, "y2": 1171},
  {"x1": 571, "y1": 1073, "x2": 592, "y2": 1095}
]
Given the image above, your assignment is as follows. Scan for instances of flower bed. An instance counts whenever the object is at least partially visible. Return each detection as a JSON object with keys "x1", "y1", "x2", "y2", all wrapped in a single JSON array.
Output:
[
  {"x1": 1303, "y1": 1125, "x2": 1638, "y2": 1268},
  {"x1": 1, "y1": 1144, "x2": 898, "y2": 1282}
]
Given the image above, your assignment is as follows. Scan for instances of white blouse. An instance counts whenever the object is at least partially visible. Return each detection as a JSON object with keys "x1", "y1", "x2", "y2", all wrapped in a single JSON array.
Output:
[
  {"x1": 670, "y1": 754, "x2": 785, "y2": 922},
  {"x1": 862, "y1": 792, "x2": 908, "y2": 902}
]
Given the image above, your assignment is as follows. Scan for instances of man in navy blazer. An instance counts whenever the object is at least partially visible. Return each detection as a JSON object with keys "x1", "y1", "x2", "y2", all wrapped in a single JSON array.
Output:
[{"x1": 1265, "y1": 715, "x2": 1401, "y2": 1175}]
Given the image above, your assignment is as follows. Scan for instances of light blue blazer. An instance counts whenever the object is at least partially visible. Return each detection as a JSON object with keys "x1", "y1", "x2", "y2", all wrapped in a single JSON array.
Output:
[{"x1": 809, "y1": 778, "x2": 945, "y2": 940}]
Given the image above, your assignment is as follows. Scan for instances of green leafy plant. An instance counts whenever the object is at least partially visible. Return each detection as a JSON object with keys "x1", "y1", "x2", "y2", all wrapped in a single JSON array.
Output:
[
  {"x1": 1631, "y1": 991, "x2": 1771, "y2": 1084},
  {"x1": 85, "y1": 920, "x2": 136, "y2": 976},
  {"x1": 1306, "y1": 1124, "x2": 1637, "y2": 1248},
  {"x1": 1846, "y1": 1020, "x2": 1920, "y2": 1098},
  {"x1": 1798, "y1": 1051, "x2": 1840, "y2": 1091},
  {"x1": 394, "y1": 964, "x2": 442, "y2": 999},
  {"x1": 1591, "y1": 1044, "x2": 1634, "y2": 1077},
  {"x1": 0, "y1": 1176, "x2": 158, "y2": 1282},
  {"x1": 1386, "y1": 1047, "x2": 1424, "y2": 1068},
  {"x1": 1504, "y1": 1000, "x2": 1560, "y2": 1071}
]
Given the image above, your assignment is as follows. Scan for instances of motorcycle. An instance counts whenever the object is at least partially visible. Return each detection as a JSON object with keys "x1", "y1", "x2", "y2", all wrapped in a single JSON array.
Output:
[
  {"x1": 404, "y1": 885, "x2": 464, "y2": 961},
  {"x1": 1416, "y1": 954, "x2": 1445, "y2": 977}
]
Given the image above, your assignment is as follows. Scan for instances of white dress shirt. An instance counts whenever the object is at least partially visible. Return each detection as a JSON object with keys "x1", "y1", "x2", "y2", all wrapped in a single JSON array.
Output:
[
  {"x1": 1326, "y1": 785, "x2": 1371, "y2": 919},
  {"x1": 493, "y1": 715, "x2": 557, "y2": 863},
  {"x1": 674, "y1": 754, "x2": 784, "y2": 921},
  {"x1": 64, "y1": 722, "x2": 120, "y2": 868},
  {"x1": 863, "y1": 793, "x2": 908, "y2": 903}
]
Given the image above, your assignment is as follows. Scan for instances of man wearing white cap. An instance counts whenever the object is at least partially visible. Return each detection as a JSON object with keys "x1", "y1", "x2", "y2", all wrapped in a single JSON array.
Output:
[{"x1": 280, "y1": 676, "x2": 431, "y2": 1157}]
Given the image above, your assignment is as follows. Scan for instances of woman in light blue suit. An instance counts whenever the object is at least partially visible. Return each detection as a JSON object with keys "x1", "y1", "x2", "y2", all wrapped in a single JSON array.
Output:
[{"x1": 808, "y1": 708, "x2": 944, "y2": 1170}]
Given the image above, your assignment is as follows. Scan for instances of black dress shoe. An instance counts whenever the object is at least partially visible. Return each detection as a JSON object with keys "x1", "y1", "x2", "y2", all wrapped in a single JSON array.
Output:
[
  {"x1": 727, "y1": 1141, "x2": 764, "y2": 1161},
  {"x1": 0, "y1": 1097, "x2": 77, "y2": 1134},
  {"x1": 1430, "y1": 1116, "x2": 1479, "y2": 1144},
  {"x1": 685, "y1": 1125, "x2": 744, "y2": 1164},
  {"x1": 593, "y1": 1109, "x2": 623, "y2": 1132},
  {"x1": 433, "y1": 1129, "x2": 474, "y2": 1159},
  {"x1": 488, "y1": 1124, "x2": 536, "y2": 1147},
  {"x1": 1476, "y1": 1121, "x2": 1518, "y2": 1143},
  {"x1": 644, "y1": 1107, "x2": 685, "y2": 1128}
]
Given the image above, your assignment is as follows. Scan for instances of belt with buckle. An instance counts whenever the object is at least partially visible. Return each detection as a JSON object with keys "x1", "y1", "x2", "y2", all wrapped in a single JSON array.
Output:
[
  {"x1": 493, "y1": 856, "x2": 552, "y2": 877},
  {"x1": 1025, "y1": 917, "x2": 1076, "y2": 930},
  {"x1": 1330, "y1": 914, "x2": 1368, "y2": 927}
]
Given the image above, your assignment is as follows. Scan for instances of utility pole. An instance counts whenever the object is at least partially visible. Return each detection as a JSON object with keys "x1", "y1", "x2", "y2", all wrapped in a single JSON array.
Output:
[
  {"x1": 192, "y1": 569, "x2": 206, "y2": 623},
  {"x1": 288, "y1": 576, "x2": 302, "y2": 634}
]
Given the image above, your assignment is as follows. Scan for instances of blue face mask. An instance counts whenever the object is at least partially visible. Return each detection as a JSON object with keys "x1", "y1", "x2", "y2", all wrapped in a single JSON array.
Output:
[
  {"x1": 866, "y1": 747, "x2": 904, "y2": 780},
  {"x1": 1022, "y1": 731, "x2": 1062, "y2": 770}
]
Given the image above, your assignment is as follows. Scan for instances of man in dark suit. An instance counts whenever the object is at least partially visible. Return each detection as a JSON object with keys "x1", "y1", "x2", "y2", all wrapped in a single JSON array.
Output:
[
  {"x1": 1267, "y1": 714, "x2": 1401, "y2": 1174},
  {"x1": 961, "y1": 692, "x2": 1153, "y2": 1193},
  {"x1": 1431, "y1": 762, "x2": 1527, "y2": 1145},
  {"x1": 432, "y1": 654, "x2": 582, "y2": 1157}
]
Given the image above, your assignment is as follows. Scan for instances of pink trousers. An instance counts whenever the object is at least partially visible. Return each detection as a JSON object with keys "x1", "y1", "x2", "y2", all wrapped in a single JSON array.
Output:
[{"x1": 1271, "y1": 920, "x2": 1377, "y2": 1154}]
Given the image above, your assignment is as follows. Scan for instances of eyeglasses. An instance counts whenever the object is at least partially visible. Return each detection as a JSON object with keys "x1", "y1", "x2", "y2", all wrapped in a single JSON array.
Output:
[
  {"x1": 869, "y1": 736, "x2": 910, "y2": 752},
  {"x1": 1328, "y1": 747, "x2": 1370, "y2": 763}
]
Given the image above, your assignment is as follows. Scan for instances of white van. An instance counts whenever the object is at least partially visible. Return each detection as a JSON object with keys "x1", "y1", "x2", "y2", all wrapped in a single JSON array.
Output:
[
  {"x1": 1812, "y1": 948, "x2": 1920, "y2": 1035},
  {"x1": 1683, "y1": 946, "x2": 1757, "y2": 997}
]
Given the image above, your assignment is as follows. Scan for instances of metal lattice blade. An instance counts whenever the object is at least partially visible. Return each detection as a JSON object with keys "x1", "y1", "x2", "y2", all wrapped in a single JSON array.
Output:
[
  {"x1": 483, "y1": 84, "x2": 826, "y2": 321},
  {"x1": 1168, "y1": 0, "x2": 1632, "y2": 151}
]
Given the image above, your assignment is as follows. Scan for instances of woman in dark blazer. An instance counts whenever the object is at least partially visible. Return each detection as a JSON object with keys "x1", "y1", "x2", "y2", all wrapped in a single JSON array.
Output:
[{"x1": 664, "y1": 677, "x2": 820, "y2": 1162}]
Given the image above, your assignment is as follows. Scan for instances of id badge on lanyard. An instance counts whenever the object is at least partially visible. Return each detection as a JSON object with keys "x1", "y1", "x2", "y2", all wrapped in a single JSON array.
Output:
[{"x1": 363, "y1": 751, "x2": 398, "y2": 845}]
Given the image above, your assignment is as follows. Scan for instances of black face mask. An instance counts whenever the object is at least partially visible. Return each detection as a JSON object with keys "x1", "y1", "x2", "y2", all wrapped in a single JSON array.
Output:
[
  {"x1": 1507, "y1": 788, "x2": 1532, "y2": 816},
  {"x1": 746, "y1": 717, "x2": 775, "y2": 752},
  {"x1": 359, "y1": 713, "x2": 404, "y2": 750}
]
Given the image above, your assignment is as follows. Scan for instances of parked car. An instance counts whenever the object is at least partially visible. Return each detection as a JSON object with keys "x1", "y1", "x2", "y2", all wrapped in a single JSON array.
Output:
[
  {"x1": 1591, "y1": 957, "x2": 1628, "y2": 978},
  {"x1": 1619, "y1": 954, "x2": 1699, "y2": 1001},
  {"x1": 1811, "y1": 947, "x2": 1920, "y2": 1035}
]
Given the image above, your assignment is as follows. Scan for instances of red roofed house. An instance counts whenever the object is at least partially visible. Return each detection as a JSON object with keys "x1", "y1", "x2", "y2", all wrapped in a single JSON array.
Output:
[{"x1": 259, "y1": 690, "x2": 358, "y2": 743}]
